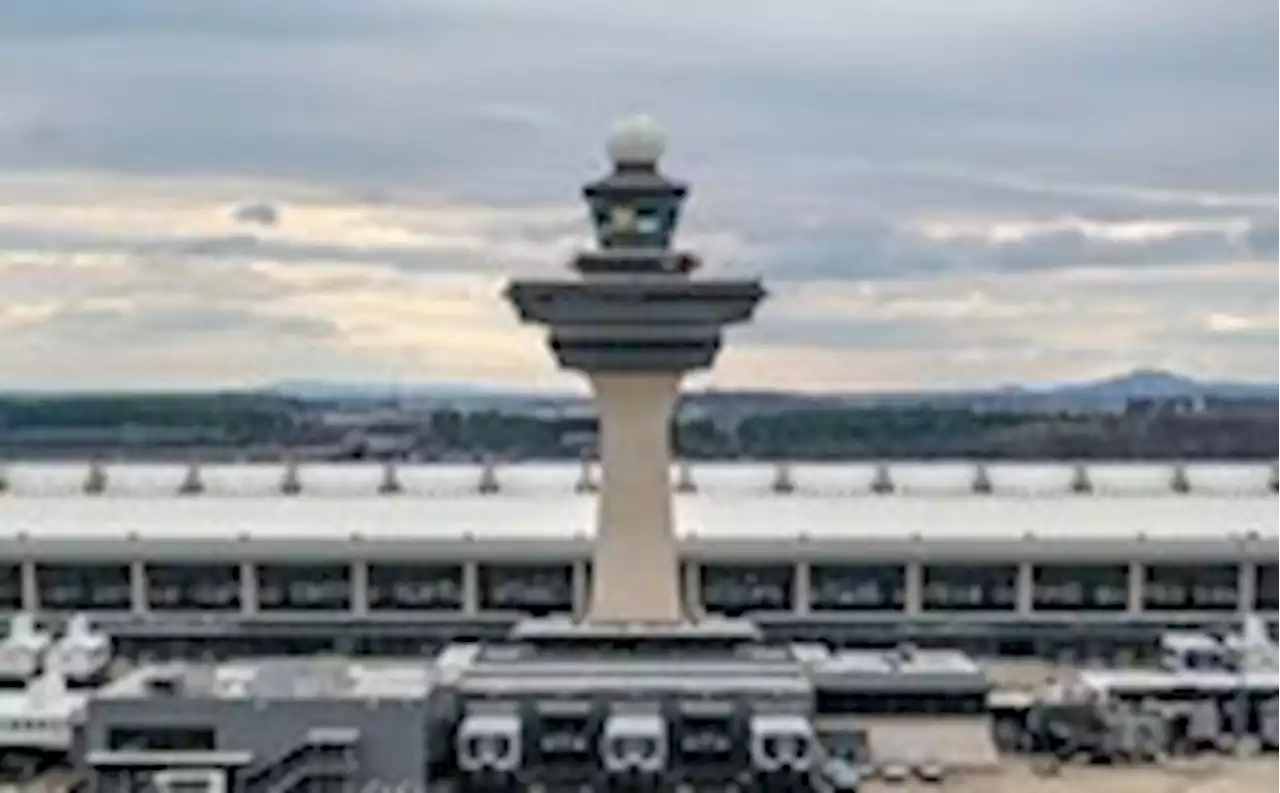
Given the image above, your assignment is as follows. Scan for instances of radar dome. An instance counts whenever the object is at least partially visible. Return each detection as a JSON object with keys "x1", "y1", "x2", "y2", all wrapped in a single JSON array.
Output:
[{"x1": 606, "y1": 114, "x2": 666, "y2": 167}]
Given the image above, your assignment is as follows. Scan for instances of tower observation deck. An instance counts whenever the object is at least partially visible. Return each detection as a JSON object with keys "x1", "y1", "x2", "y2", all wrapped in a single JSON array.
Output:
[{"x1": 505, "y1": 116, "x2": 766, "y2": 623}]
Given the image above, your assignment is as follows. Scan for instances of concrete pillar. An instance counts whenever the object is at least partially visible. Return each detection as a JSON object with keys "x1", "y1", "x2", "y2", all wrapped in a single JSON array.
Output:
[
  {"x1": 683, "y1": 560, "x2": 703, "y2": 621},
  {"x1": 1017, "y1": 562, "x2": 1034, "y2": 615},
  {"x1": 793, "y1": 561, "x2": 811, "y2": 615},
  {"x1": 351, "y1": 560, "x2": 369, "y2": 615},
  {"x1": 905, "y1": 562, "x2": 923, "y2": 616},
  {"x1": 572, "y1": 560, "x2": 590, "y2": 620},
  {"x1": 240, "y1": 562, "x2": 258, "y2": 615},
  {"x1": 588, "y1": 372, "x2": 683, "y2": 623},
  {"x1": 20, "y1": 561, "x2": 37, "y2": 612},
  {"x1": 462, "y1": 561, "x2": 480, "y2": 615},
  {"x1": 1127, "y1": 561, "x2": 1143, "y2": 615},
  {"x1": 1238, "y1": 562, "x2": 1256, "y2": 615},
  {"x1": 130, "y1": 561, "x2": 148, "y2": 615}
]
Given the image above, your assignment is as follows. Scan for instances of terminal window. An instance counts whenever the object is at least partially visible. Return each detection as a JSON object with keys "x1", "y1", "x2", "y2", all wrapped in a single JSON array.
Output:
[
  {"x1": 0, "y1": 564, "x2": 20, "y2": 610},
  {"x1": 1256, "y1": 564, "x2": 1278, "y2": 611},
  {"x1": 810, "y1": 564, "x2": 905, "y2": 611},
  {"x1": 35, "y1": 562, "x2": 132, "y2": 610},
  {"x1": 257, "y1": 563, "x2": 352, "y2": 611},
  {"x1": 1144, "y1": 563, "x2": 1238, "y2": 611},
  {"x1": 699, "y1": 563, "x2": 793, "y2": 616},
  {"x1": 107, "y1": 725, "x2": 217, "y2": 751},
  {"x1": 145, "y1": 563, "x2": 241, "y2": 611},
  {"x1": 921, "y1": 564, "x2": 1017, "y2": 611},
  {"x1": 1032, "y1": 564, "x2": 1128, "y2": 611},
  {"x1": 367, "y1": 563, "x2": 464, "y2": 611},
  {"x1": 478, "y1": 562, "x2": 574, "y2": 615}
]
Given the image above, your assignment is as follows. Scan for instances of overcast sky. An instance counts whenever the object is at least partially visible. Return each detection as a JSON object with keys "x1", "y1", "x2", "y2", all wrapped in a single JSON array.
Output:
[{"x1": 1, "y1": 0, "x2": 1275, "y2": 392}]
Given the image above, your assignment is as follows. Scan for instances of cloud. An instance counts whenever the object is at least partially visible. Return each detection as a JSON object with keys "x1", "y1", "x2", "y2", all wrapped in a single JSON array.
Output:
[{"x1": 0, "y1": 1, "x2": 1274, "y2": 390}]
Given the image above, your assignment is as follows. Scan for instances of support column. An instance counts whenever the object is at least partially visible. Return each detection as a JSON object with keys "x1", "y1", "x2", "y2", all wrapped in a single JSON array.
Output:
[
  {"x1": 462, "y1": 562, "x2": 480, "y2": 615},
  {"x1": 589, "y1": 372, "x2": 683, "y2": 623},
  {"x1": 130, "y1": 561, "x2": 148, "y2": 615},
  {"x1": 351, "y1": 561, "x2": 369, "y2": 616},
  {"x1": 905, "y1": 562, "x2": 923, "y2": 616},
  {"x1": 683, "y1": 561, "x2": 703, "y2": 621},
  {"x1": 1127, "y1": 561, "x2": 1144, "y2": 615},
  {"x1": 1238, "y1": 562, "x2": 1256, "y2": 616},
  {"x1": 240, "y1": 562, "x2": 258, "y2": 616},
  {"x1": 572, "y1": 561, "x2": 590, "y2": 620},
  {"x1": 793, "y1": 561, "x2": 811, "y2": 615},
  {"x1": 1017, "y1": 562, "x2": 1034, "y2": 616},
  {"x1": 20, "y1": 561, "x2": 37, "y2": 612}
]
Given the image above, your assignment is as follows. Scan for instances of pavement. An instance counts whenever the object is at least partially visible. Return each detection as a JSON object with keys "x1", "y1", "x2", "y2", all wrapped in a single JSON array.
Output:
[
  {"x1": 860, "y1": 757, "x2": 1278, "y2": 793},
  {"x1": 983, "y1": 658, "x2": 1084, "y2": 690}
]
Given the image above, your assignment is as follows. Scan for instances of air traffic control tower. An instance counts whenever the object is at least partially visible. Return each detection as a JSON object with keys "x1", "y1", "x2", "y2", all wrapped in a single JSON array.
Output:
[{"x1": 505, "y1": 116, "x2": 765, "y2": 623}]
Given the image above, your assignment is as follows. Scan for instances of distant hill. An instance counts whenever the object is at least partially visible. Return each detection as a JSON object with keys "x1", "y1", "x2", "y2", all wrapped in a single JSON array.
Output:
[
  {"x1": 1046, "y1": 368, "x2": 1276, "y2": 401},
  {"x1": 264, "y1": 369, "x2": 1277, "y2": 414}
]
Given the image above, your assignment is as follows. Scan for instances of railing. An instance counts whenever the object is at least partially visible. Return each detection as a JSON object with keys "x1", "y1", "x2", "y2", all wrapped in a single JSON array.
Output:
[{"x1": 241, "y1": 727, "x2": 358, "y2": 793}]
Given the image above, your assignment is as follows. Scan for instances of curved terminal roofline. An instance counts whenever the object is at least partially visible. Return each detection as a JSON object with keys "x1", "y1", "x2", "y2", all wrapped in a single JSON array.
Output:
[
  {"x1": 0, "y1": 459, "x2": 1273, "y2": 498},
  {"x1": 0, "y1": 461, "x2": 1274, "y2": 559}
]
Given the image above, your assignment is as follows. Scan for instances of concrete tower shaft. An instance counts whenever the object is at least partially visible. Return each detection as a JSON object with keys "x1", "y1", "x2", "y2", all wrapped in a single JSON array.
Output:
[{"x1": 504, "y1": 116, "x2": 766, "y2": 623}]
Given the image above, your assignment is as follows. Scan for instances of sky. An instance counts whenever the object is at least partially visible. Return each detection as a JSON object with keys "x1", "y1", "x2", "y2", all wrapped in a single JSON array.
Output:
[{"x1": 0, "y1": 0, "x2": 1276, "y2": 392}]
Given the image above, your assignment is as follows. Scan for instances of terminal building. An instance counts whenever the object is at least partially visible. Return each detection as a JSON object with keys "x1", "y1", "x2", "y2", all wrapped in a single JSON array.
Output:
[{"x1": 0, "y1": 459, "x2": 1275, "y2": 659}]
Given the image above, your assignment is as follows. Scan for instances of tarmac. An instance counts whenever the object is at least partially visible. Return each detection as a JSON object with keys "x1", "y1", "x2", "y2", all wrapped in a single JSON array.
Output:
[{"x1": 861, "y1": 757, "x2": 1278, "y2": 793}]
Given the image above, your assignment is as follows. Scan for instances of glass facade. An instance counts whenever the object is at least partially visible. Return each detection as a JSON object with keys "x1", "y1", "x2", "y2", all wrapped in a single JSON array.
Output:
[
  {"x1": 477, "y1": 563, "x2": 573, "y2": 615},
  {"x1": 699, "y1": 564, "x2": 793, "y2": 617},
  {"x1": 0, "y1": 564, "x2": 20, "y2": 610},
  {"x1": 810, "y1": 564, "x2": 906, "y2": 611},
  {"x1": 1032, "y1": 564, "x2": 1128, "y2": 611},
  {"x1": 106, "y1": 725, "x2": 216, "y2": 751},
  {"x1": 921, "y1": 564, "x2": 1017, "y2": 611},
  {"x1": 1144, "y1": 563, "x2": 1238, "y2": 611},
  {"x1": 145, "y1": 563, "x2": 241, "y2": 611},
  {"x1": 35, "y1": 562, "x2": 131, "y2": 610},
  {"x1": 367, "y1": 563, "x2": 464, "y2": 611},
  {"x1": 1257, "y1": 564, "x2": 1279, "y2": 611},
  {"x1": 257, "y1": 563, "x2": 352, "y2": 611}
]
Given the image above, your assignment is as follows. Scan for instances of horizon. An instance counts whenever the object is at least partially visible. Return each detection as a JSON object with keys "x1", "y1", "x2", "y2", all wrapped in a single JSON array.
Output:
[
  {"x1": 2, "y1": 366, "x2": 1276, "y2": 400},
  {"x1": 1, "y1": 2, "x2": 1276, "y2": 391}
]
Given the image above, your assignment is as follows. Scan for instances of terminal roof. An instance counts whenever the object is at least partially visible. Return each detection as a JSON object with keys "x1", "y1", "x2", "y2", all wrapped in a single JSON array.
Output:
[
  {"x1": 1, "y1": 461, "x2": 1273, "y2": 499},
  {"x1": 98, "y1": 658, "x2": 434, "y2": 701},
  {"x1": 0, "y1": 490, "x2": 1272, "y2": 544}
]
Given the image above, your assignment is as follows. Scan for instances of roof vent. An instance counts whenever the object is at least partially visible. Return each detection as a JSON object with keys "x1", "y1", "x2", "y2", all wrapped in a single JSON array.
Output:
[
  {"x1": 83, "y1": 460, "x2": 108, "y2": 495},
  {"x1": 971, "y1": 464, "x2": 993, "y2": 495},
  {"x1": 1169, "y1": 464, "x2": 1191, "y2": 495},
  {"x1": 675, "y1": 461, "x2": 697, "y2": 493},
  {"x1": 771, "y1": 462, "x2": 795, "y2": 494},
  {"x1": 1268, "y1": 464, "x2": 1278, "y2": 494},
  {"x1": 574, "y1": 455, "x2": 598, "y2": 494},
  {"x1": 178, "y1": 462, "x2": 205, "y2": 495},
  {"x1": 1069, "y1": 464, "x2": 1092, "y2": 495},
  {"x1": 870, "y1": 464, "x2": 894, "y2": 495},
  {"x1": 378, "y1": 462, "x2": 403, "y2": 495},
  {"x1": 477, "y1": 457, "x2": 500, "y2": 495},
  {"x1": 280, "y1": 459, "x2": 302, "y2": 496}
]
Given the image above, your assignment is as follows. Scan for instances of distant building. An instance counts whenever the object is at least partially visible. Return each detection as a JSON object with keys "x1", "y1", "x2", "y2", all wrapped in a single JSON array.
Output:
[{"x1": 1124, "y1": 396, "x2": 1206, "y2": 417}]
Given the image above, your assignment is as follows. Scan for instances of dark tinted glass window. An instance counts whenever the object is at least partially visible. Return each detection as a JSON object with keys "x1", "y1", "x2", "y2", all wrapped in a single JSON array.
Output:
[
  {"x1": 700, "y1": 564, "x2": 793, "y2": 616},
  {"x1": 921, "y1": 564, "x2": 1017, "y2": 611},
  {"x1": 36, "y1": 563, "x2": 131, "y2": 610},
  {"x1": 811, "y1": 564, "x2": 906, "y2": 611}
]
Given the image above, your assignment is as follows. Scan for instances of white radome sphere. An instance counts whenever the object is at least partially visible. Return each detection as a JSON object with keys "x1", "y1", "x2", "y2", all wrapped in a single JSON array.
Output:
[{"x1": 606, "y1": 114, "x2": 666, "y2": 166}]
